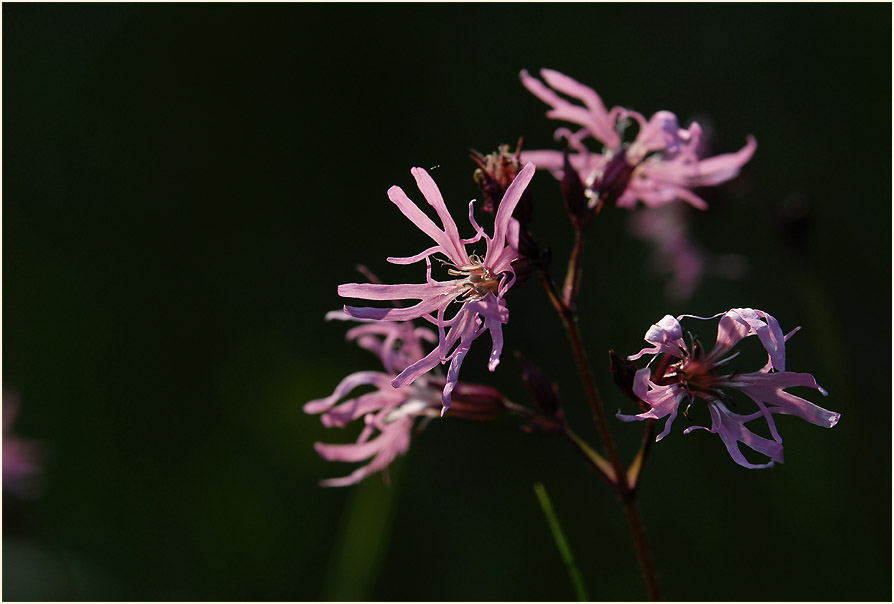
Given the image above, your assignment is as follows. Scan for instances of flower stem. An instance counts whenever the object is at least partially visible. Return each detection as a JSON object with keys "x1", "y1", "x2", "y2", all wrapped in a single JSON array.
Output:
[
  {"x1": 538, "y1": 268, "x2": 662, "y2": 601},
  {"x1": 503, "y1": 399, "x2": 616, "y2": 488},
  {"x1": 562, "y1": 228, "x2": 585, "y2": 308},
  {"x1": 538, "y1": 270, "x2": 624, "y2": 481},
  {"x1": 621, "y1": 498, "x2": 662, "y2": 601}
]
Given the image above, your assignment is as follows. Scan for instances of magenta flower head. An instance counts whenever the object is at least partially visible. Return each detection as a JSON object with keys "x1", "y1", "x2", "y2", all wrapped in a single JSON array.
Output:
[
  {"x1": 305, "y1": 315, "x2": 504, "y2": 487},
  {"x1": 338, "y1": 162, "x2": 536, "y2": 414},
  {"x1": 519, "y1": 68, "x2": 757, "y2": 211},
  {"x1": 618, "y1": 309, "x2": 840, "y2": 469}
]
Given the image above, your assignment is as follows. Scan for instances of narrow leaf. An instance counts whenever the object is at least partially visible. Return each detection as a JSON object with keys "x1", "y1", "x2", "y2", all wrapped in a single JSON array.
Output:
[{"x1": 533, "y1": 482, "x2": 589, "y2": 601}]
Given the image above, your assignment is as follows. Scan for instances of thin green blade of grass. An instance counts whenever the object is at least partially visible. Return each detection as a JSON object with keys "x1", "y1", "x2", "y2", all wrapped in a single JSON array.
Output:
[
  {"x1": 534, "y1": 482, "x2": 589, "y2": 602},
  {"x1": 321, "y1": 459, "x2": 404, "y2": 601}
]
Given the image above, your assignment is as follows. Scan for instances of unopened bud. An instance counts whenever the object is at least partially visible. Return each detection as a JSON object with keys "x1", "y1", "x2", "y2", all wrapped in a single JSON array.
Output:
[
  {"x1": 609, "y1": 349, "x2": 638, "y2": 401},
  {"x1": 517, "y1": 230, "x2": 540, "y2": 266},
  {"x1": 590, "y1": 150, "x2": 635, "y2": 209},
  {"x1": 517, "y1": 353, "x2": 563, "y2": 420},
  {"x1": 510, "y1": 253, "x2": 534, "y2": 288},
  {"x1": 438, "y1": 381, "x2": 505, "y2": 422}
]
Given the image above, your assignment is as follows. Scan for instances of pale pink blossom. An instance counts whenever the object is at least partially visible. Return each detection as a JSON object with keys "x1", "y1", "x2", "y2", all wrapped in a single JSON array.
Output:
[
  {"x1": 305, "y1": 317, "x2": 503, "y2": 487},
  {"x1": 520, "y1": 68, "x2": 756, "y2": 210},
  {"x1": 628, "y1": 204, "x2": 748, "y2": 303},
  {"x1": 304, "y1": 319, "x2": 441, "y2": 487},
  {"x1": 3, "y1": 390, "x2": 44, "y2": 497},
  {"x1": 618, "y1": 309, "x2": 839, "y2": 469},
  {"x1": 339, "y1": 163, "x2": 535, "y2": 413}
]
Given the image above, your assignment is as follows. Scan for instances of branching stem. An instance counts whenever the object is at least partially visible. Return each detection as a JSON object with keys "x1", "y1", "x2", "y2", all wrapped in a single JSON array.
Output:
[{"x1": 538, "y1": 266, "x2": 662, "y2": 601}]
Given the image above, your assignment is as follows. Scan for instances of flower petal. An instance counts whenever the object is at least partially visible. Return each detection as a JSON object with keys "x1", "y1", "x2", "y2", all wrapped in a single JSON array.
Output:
[
  {"x1": 631, "y1": 110, "x2": 682, "y2": 157},
  {"x1": 387, "y1": 182, "x2": 469, "y2": 267},
  {"x1": 626, "y1": 174, "x2": 710, "y2": 210},
  {"x1": 315, "y1": 417, "x2": 414, "y2": 487},
  {"x1": 535, "y1": 68, "x2": 620, "y2": 148},
  {"x1": 410, "y1": 167, "x2": 470, "y2": 265},
  {"x1": 685, "y1": 402, "x2": 782, "y2": 469},
  {"x1": 711, "y1": 308, "x2": 787, "y2": 371},
  {"x1": 304, "y1": 371, "x2": 393, "y2": 415},
  {"x1": 343, "y1": 295, "x2": 453, "y2": 322},
  {"x1": 628, "y1": 314, "x2": 687, "y2": 361},
  {"x1": 618, "y1": 368, "x2": 686, "y2": 441},
  {"x1": 339, "y1": 281, "x2": 454, "y2": 301},
  {"x1": 391, "y1": 347, "x2": 442, "y2": 389},
  {"x1": 321, "y1": 390, "x2": 404, "y2": 428},
  {"x1": 730, "y1": 371, "x2": 839, "y2": 428},
  {"x1": 486, "y1": 162, "x2": 535, "y2": 269}
]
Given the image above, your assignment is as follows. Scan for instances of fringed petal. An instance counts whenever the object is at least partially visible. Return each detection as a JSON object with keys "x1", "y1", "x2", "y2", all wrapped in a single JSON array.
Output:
[{"x1": 304, "y1": 371, "x2": 392, "y2": 415}]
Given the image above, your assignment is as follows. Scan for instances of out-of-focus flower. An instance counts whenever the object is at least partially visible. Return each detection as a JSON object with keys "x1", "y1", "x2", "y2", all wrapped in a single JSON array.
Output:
[
  {"x1": 305, "y1": 317, "x2": 504, "y2": 487},
  {"x1": 628, "y1": 204, "x2": 748, "y2": 303},
  {"x1": 618, "y1": 309, "x2": 839, "y2": 469},
  {"x1": 339, "y1": 163, "x2": 535, "y2": 413},
  {"x1": 3, "y1": 390, "x2": 44, "y2": 498},
  {"x1": 520, "y1": 68, "x2": 756, "y2": 211}
]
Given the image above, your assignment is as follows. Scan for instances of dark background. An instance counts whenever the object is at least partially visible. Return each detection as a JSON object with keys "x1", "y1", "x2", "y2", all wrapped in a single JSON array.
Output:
[{"x1": 3, "y1": 3, "x2": 891, "y2": 601}]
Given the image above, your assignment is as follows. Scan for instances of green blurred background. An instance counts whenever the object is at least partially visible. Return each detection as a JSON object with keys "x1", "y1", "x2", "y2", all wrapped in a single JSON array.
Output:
[{"x1": 3, "y1": 3, "x2": 890, "y2": 601}]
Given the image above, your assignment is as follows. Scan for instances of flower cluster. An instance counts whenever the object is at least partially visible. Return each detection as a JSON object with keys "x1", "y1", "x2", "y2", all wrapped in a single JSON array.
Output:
[
  {"x1": 520, "y1": 68, "x2": 756, "y2": 211},
  {"x1": 303, "y1": 64, "x2": 843, "y2": 604},
  {"x1": 306, "y1": 67, "x2": 838, "y2": 493},
  {"x1": 618, "y1": 309, "x2": 839, "y2": 468}
]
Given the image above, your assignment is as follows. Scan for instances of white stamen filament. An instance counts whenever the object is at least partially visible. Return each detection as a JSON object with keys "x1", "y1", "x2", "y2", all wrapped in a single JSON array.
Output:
[{"x1": 444, "y1": 254, "x2": 501, "y2": 302}]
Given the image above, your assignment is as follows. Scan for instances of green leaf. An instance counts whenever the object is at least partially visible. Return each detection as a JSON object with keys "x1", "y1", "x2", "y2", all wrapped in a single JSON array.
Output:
[{"x1": 533, "y1": 482, "x2": 589, "y2": 601}]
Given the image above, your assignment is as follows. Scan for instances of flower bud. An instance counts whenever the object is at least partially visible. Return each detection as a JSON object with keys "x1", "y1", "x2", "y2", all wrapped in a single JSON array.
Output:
[
  {"x1": 517, "y1": 353, "x2": 563, "y2": 420},
  {"x1": 608, "y1": 349, "x2": 638, "y2": 401},
  {"x1": 589, "y1": 149, "x2": 635, "y2": 209},
  {"x1": 510, "y1": 252, "x2": 534, "y2": 288},
  {"x1": 431, "y1": 380, "x2": 505, "y2": 422}
]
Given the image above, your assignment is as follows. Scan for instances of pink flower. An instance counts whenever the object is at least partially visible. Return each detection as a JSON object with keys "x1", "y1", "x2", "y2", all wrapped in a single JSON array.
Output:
[
  {"x1": 305, "y1": 316, "x2": 503, "y2": 487},
  {"x1": 628, "y1": 204, "x2": 748, "y2": 303},
  {"x1": 618, "y1": 309, "x2": 839, "y2": 469},
  {"x1": 338, "y1": 162, "x2": 535, "y2": 413},
  {"x1": 3, "y1": 390, "x2": 44, "y2": 498},
  {"x1": 519, "y1": 68, "x2": 756, "y2": 210}
]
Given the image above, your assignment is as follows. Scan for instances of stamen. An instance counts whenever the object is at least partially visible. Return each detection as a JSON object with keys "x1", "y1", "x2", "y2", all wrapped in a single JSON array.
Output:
[{"x1": 444, "y1": 254, "x2": 501, "y2": 303}]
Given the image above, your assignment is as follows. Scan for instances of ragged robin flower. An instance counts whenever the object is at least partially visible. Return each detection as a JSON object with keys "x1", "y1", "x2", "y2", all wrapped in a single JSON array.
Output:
[
  {"x1": 304, "y1": 315, "x2": 504, "y2": 486},
  {"x1": 338, "y1": 162, "x2": 535, "y2": 413},
  {"x1": 520, "y1": 68, "x2": 756, "y2": 211},
  {"x1": 618, "y1": 309, "x2": 839, "y2": 469}
]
